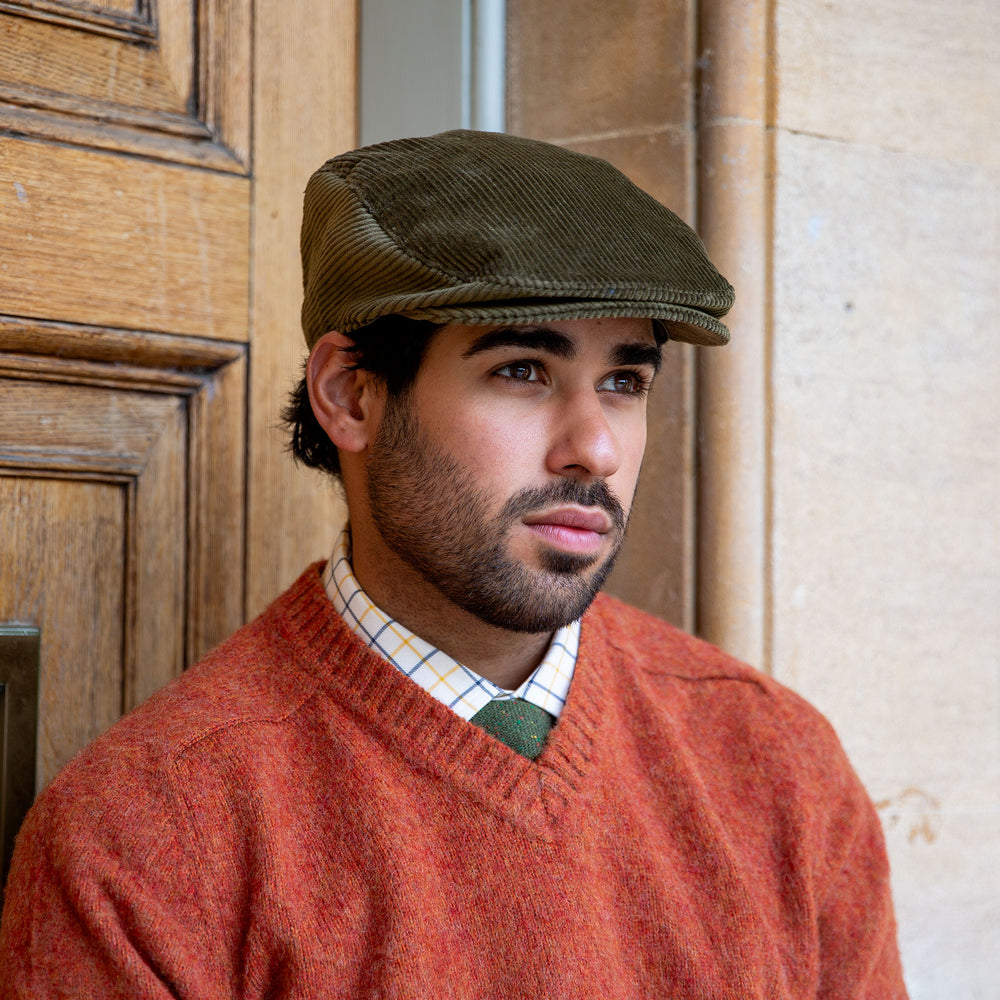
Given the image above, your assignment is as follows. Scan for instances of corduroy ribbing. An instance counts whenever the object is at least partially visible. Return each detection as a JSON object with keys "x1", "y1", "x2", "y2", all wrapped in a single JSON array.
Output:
[{"x1": 300, "y1": 130, "x2": 735, "y2": 348}]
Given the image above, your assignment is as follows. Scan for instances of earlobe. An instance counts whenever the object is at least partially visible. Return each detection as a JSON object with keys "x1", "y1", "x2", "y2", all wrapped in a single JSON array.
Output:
[{"x1": 306, "y1": 331, "x2": 379, "y2": 454}]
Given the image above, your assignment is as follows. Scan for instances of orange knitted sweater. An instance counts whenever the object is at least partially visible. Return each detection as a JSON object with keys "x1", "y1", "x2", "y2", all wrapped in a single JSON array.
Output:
[{"x1": 0, "y1": 565, "x2": 906, "y2": 999}]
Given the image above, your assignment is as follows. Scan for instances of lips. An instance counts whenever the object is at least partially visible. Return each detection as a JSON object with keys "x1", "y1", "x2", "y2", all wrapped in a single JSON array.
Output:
[
  {"x1": 521, "y1": 505, "x2": 614, "y2": 556},
  {"x1": 523, "y1": 506, "x2": 612, "y2": 534}
]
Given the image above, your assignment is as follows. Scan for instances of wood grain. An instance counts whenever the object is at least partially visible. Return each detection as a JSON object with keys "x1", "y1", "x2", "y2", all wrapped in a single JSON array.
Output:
[
  {"x1": 186, "y1": 351, "x2": 246, "y2": 663},
  {"x1": 0, "y1": 316, "x2": 245, "y2": 369},
  {"x1": 0, "y1": 13, "x2": 184, "y2": 114},
  {"x1": 129, "y1": 390, "x2": 186, "y2": 706},
  {"x1": 198, "y1": 0, "x2": 252, "y2": 167},
  {"x1": 0, "y1": 0, "x2": 350, "y2": 808},
  {"x1": 0, "y1": 348, "x2": 246, "y2": 779},
  {"x1": 243, "y1": 0, "x2": 355, "y2": 618},
  {"x1": 0, "y1": 380, "x2": 182, "y2": 476},
  {"x1": 0, "y1": 0, "x2": 250, "y2": 168},
  {"x1": 0, "y1": 475, "x2": 127, "y2": 788},
  {"x1": 0, "y1": 136, "x2": 250, "y2": 341},
  {"x1": 0, "y1": 1, "x2": 154, "y2": 41}
]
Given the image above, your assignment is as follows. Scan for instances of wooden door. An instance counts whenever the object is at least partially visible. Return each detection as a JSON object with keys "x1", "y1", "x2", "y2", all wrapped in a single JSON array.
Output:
[{"x1": 0, "y1": 0, "x2": 352, "y2": 888}]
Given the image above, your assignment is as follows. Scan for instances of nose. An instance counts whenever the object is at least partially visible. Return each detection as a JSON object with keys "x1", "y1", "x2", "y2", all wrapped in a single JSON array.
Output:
[{"x1": 546, "y1": 390, "x2": 622, "y2": 481}]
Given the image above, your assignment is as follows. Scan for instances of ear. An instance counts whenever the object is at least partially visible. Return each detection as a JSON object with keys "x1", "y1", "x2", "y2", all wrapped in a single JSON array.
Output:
[{"x1": 306, "y1": 331, "x2": 383, "y2": 454}]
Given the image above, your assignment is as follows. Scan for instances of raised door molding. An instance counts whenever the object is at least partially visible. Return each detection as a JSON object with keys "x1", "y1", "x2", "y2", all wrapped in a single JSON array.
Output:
[
  {"x1": 0, "y1": 0, "x2": 251, "y2": 169},
  {"x1": 0, "y1": 318, "x2": 246, "y2": 784}
]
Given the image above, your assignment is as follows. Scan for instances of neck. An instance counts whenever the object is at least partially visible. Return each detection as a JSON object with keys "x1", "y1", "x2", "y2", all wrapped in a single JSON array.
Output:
[{"x1": 349, "y1": 525, "x2": 552, "y2": 691}]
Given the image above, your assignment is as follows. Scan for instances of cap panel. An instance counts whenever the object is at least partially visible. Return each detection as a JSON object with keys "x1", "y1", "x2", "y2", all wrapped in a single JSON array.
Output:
[
  {"x1": 333, "y1": 132, "x2": 729, "y2": 307},
  {"x1": 300, "y1": 173, "x2": 458, "y2": 343}
]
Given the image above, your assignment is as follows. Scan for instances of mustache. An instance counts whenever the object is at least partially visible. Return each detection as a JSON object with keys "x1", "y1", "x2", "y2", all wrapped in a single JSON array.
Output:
[{"x1": 499, "y1": 479, "x2": 627, "y2": 533}]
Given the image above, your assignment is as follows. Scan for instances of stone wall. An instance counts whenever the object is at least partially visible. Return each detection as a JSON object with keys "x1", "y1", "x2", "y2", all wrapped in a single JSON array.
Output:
[
  {"x1": 700, "y1": 1, "x2": 999, "y2": 994},
  {"x1": 769, "y1": 2, "x2": 999, "y2": 993}
]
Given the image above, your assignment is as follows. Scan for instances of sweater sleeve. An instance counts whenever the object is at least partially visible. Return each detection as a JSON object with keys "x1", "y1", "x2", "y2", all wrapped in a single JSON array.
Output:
[
  {"x1": 780, "y1": 695, "x2": 908, "y2": 1000},
  {"x1": 813, "y1": 786, "x2": 908, "y2": 1000},
  {"x1": 0, "y1": 764, "x2": 226, "y2": 1000}
]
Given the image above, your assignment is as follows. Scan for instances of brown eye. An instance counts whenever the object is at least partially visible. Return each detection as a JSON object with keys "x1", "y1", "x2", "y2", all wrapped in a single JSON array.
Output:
[
  {"x1": 496, "y1": 362, "x2": 541, "y2": 382},
  {"x1": 599, "y1": 371, "x2": 644, "y2": 394}
]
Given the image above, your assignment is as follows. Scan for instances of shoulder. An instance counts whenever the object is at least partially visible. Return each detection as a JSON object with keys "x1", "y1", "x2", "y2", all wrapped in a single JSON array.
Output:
[
  {"x1": 585, "y1": 591, "x2": 773, "y2": 687},
  {"x1": 3, "y1": 564, "x2": 362, "y2": 948},
  {"x1": 104, "y1": 563, "x2": 337, "y2": 750},
  {"x1": 582, "y1": 592, "x2": 855, "y2": 783},
  {"x1": 582, "y1": 593, "x2": 883, "y2": 863}
]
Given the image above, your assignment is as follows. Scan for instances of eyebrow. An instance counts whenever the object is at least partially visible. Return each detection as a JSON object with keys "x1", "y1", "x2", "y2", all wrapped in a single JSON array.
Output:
[
  {"x1": 463, "y1": 326, "x2": 576, "y2": 360},
  {"x1": 610, "y1": 341, "x2": 663, "y2": 374},
  {"x1": 463, "y1": 325, "x2": 662, "y2": 373}
]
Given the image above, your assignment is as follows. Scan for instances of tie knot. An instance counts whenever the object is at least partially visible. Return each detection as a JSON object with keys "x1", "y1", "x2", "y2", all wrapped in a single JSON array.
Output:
[{"x1": 470, "y1": 698, "x2": 555, "y2": 760}]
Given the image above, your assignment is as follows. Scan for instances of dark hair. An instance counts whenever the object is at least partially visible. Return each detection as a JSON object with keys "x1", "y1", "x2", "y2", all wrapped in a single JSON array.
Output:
[{"x1": 282, "y1": 315, "x2": 440, "y2": 479}]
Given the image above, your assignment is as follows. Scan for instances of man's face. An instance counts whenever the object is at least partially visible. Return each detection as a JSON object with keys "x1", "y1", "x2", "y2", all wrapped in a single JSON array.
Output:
[{"x1": 362, "y1": 317, "x2": 660, "y2": 633}]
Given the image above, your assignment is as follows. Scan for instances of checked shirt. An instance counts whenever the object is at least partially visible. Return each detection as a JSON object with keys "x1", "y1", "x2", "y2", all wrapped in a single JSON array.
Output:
[{"x1": 322, "y1": 528, "x2": 578, "y2": 722}]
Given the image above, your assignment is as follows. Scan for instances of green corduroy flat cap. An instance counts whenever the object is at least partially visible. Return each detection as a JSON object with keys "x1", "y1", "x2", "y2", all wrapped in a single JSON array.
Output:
[{"x1": 300, "y1": 130, "x2": 734, "y2": 348}]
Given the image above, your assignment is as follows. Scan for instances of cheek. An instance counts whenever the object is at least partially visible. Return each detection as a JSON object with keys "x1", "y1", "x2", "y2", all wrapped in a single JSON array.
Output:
[
  {"x1": 421, "y1": 400, "x2": 544, "y2": 481},
  {"x1": 612, "y1": 422, "x2": 648, "y2": 513}
]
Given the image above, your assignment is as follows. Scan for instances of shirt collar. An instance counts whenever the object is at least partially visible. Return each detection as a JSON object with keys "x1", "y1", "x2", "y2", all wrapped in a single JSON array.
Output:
[{"x1": 322, "y1": 528, "x2": 578, "y2": 722}]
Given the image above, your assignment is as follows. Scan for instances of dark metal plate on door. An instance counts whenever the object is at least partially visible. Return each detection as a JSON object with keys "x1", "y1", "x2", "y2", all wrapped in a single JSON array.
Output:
[{"x1": 0, "y1": 626, "x2": 40, "y2": 896}]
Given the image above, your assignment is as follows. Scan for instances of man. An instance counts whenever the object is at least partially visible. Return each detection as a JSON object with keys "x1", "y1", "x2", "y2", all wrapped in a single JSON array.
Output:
[{"x1": 0, "y1": 131, "x2": 907, "y2": 997}]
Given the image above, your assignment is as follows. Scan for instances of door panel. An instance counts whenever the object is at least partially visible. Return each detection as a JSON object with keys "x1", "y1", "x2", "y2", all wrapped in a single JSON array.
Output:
[
  {"x1": 1, "y1": 136, "x2": 250, "y2": 339},
  {"x1": 0, "y1": 10, "x2": 189, "y2": 116},
  {"x1": 0, "y1": 0, "x2": 250, "y2": 166},
  {"x1": 0, "y1": 332, "x2": 246, "y2": 790},
  {"x1": 2, "y1": 475, "x2": 128, "y2": 787},
  {"x1": 0, "y1": 0, "x2": 252, "y2": 833}
]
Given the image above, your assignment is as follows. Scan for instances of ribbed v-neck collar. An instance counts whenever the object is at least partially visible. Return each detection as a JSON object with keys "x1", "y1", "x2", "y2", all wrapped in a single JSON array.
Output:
[{"x1": 272, "y1": 564, "x2": 614, "y2": 839}]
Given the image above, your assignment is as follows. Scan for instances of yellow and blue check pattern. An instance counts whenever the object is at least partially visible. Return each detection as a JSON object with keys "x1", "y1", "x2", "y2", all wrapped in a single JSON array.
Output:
[{"x1": 322, "y1": 528, "x2": 578, "y2": 722}]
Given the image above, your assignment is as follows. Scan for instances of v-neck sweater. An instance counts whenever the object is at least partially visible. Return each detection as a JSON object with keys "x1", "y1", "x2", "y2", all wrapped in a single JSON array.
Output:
[{"x1": 0, "y1": 564, "x2": 907, "y2": 999}]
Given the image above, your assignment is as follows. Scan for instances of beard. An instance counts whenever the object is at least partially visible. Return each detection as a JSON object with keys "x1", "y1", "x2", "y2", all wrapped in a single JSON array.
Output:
[{"x1": 365, "y1": 394, "x2": 629, "y2": 634}]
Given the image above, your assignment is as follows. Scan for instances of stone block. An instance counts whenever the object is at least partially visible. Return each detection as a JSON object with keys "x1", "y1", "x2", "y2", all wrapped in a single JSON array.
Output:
[
  {"x1": 769, "y1": 131, "x2": 999, "y2": 811},
  {"x1": 777, "y1": 0, "x2": 1000, "y2": 165},
  {"x1": 507, "y1": 0, "x2": 693, "y2": 139}
]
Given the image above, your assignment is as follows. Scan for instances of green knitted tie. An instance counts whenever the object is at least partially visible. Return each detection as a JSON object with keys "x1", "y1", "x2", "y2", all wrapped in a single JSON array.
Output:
[{"x1": 470, "y1": 699, "x2": 555, "y2": 760}]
